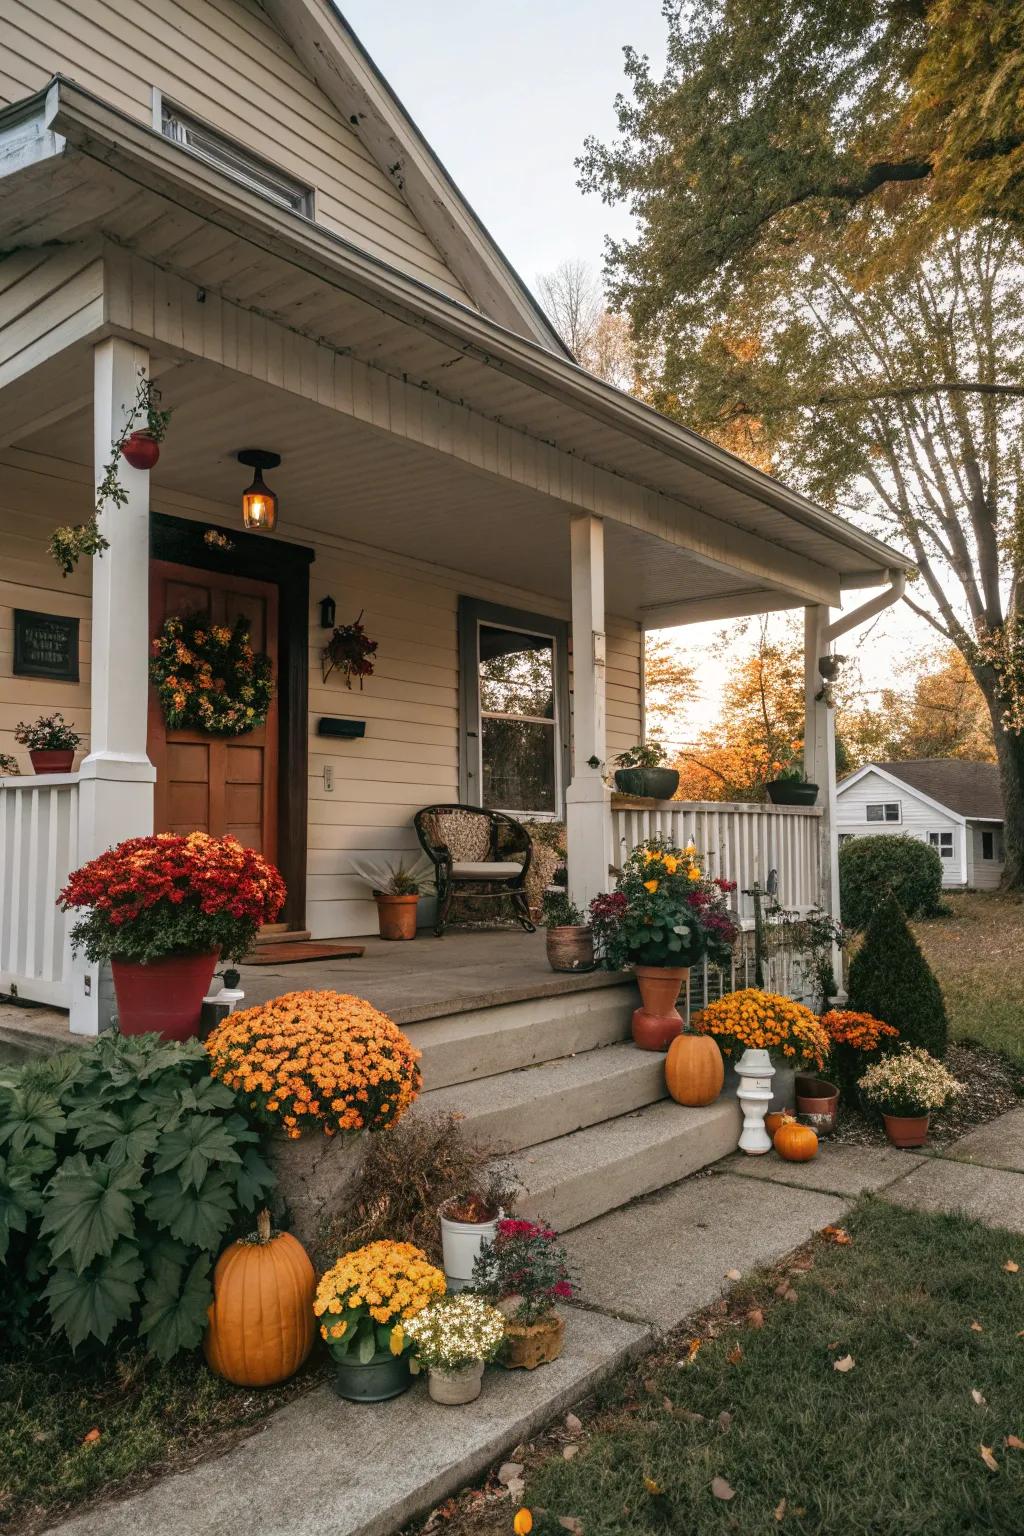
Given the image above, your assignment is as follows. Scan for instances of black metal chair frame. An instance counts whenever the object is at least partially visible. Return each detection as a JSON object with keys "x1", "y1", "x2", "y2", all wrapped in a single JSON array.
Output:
[{"x1": 414, "y1": 803, "x2": 535, "y2": 938}]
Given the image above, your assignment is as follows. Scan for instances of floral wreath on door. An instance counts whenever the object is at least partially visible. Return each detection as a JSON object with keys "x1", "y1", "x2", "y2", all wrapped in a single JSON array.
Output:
[{"x1": 150, "y1": 612, "x2": 273, "y2": 736}]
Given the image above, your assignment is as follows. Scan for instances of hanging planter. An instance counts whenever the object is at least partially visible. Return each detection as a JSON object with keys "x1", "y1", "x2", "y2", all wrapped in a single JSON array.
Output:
[
  {"x1": 121, "y1": 430, "x2": 161, "y2": 470},
  {"x1": 321, "y1": 611, "x2": 377, "y2": 688}
]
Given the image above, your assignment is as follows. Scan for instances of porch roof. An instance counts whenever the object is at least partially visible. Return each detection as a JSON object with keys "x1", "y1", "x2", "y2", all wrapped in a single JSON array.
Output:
[{"x1": 0, "y1": 79, "x2": 912, "y2": 621}]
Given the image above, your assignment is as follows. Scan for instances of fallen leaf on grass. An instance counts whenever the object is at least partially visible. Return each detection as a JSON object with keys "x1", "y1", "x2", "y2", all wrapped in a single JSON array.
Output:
[
  {"x1": 643, "y1": 1477, "x2": 662, "y2": 1495},
  {"x1": 498, "y1": 1464, "x2": 524, "y2": 1486},
  {"x1": 821, "y1": 1225, "x2": 852, "y2": 1245},
  {"x1": 565, "y1": 1413, "x2": 582, "y2": 1434},
  {"x1": 833, "y1": 1355, "x2": 856, "y2": 1373},
  {"x1": 972, "y1": 1389, "x2": 987, "y2": 1407},
  {"x1": 1003, "y1": 1260, "x2": 1020, "y2": 1273},
  {"x1": 774, "y1": 1280, "x2": 791, "y2": 1297},
  {"x1": 711, "y1": 1476, "x2": 735, "y2": 1501},
  {"x1": 675, "y1": 1408, "x2": 706, "y2": 1423},
  {"x1": 558, "y1": 1518, "x2": 584, "y2": 1534},
  {"x1": 980, "y1": 1445, "x2": 999, "y2": 1473},
  {"x1": 82, "y1": 1428, "x2": 101, "y2": 1444},
  {"x1": 1006, "y1": 1435, "x2": 1024, "y2": 1450},
  {"x1": 727, "y1": 1343, "x2": 743, "y2": 1366},
  {"x1": 724, "y1": 1268, "x2": 742, "y2": 1281},
  {"x1": 718, "y1": 1410, "x2": 733, "y2": 1432},
  {"x1": 747, "y1": 1307, "x2": 765, "y2": 1330},
  {"x1": 774, "y1": 1498, "x2": 787, "y2": 1522},
  {"x1": 662, "y1": 1395, "x2": 673, "y2": 1412},
  {"x1": 970, "y1": 1321, "x2": 985, "y2": 1333},
  {"x1": 563, "y1": 1445, "x2": 579, "y2": 1461},
  {"x1": 678, "y1": 1338, "x2": 701, "y2": 1366}
]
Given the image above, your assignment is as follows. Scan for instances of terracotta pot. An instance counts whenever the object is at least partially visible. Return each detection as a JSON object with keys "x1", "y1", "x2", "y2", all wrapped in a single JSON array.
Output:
[
  {"x1": 882, "y1": 1112, "x2": 930, "y2": 1149},
  {"x1": 428, "y1": 1360, "x2": 485, "y2": 1405},
  {"x1": 375, "y1": 892, "x2": 419, "y2": 940},
  {"x1": 796, "y1": 1076, "x2": 839, "y2": 1137},
  {"x1": 111, "y1": 950, "x2": 219, "y2": 1040},
  {"x1": 501, "y1": 1312, "x2": 565, "y2": 1370},
  {"x1": 632, "y1": 965, "x2": 687, "y2": 1051},
  {"x1": 29, "y1": 749, "x2": 75, "y2": 773},
  {"x1": 546, "y1": 926, "x2": 594, "y2": 972},
  {"x1": 121, "y1": 430, "x2": 161, "y2": 470},
  {"x1": 333, "y1": 1349, "x2": 412, "y2": 1402}
]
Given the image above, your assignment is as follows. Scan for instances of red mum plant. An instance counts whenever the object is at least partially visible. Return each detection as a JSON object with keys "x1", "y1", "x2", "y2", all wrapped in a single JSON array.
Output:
[
  {"x1": 59, "y1": 832, "x2": 285, "y2": 964},
  {"x1": 471, "y1": 1216, "x2": 577, "y2": 1325}
]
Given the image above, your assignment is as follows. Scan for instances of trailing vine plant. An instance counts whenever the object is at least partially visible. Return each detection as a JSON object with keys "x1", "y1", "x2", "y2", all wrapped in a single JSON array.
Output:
[{"x1": 49, "y1": 370, "x2": 172, "y2": 577}]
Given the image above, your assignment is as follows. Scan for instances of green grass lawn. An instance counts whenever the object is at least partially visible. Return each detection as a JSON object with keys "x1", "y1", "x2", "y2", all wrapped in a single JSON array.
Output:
[
  {"x1": 454, "y1": 1200, "x2": 1024, "y2": 1536},
  {"x1": 913, "y1": 892, "x2": 1024, "y2": 1063}
]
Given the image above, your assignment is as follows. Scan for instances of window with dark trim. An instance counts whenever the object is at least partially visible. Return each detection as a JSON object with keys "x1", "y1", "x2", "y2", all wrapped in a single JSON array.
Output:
[
  {"x1": 160, "y1": 102, "x2": 314, "y2": 217},
  {"x1": 866, "y1": 802, "x2": 901, "y2": 823}
]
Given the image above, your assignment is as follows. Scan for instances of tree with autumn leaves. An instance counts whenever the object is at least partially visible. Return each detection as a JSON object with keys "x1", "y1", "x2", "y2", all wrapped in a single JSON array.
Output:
[{"x1": 581, "y1": 0, "x2": 1024, "y2": 884}]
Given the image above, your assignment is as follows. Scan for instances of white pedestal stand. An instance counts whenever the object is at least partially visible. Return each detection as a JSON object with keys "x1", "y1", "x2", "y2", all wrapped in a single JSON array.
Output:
[{"x1": 736, "y1": 1048, "x2": 776, "y2": 1154}]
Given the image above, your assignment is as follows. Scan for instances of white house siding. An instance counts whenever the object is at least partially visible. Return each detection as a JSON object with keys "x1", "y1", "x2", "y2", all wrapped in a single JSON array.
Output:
[
  {"x1": 965, "y1": 822, "x2": 1005, "y2": 891},
  {"x1": 0, "y1": 0, "x2": 472, "y2": 303},
  {"x1": 835, "y1": 768, "x2": 967, "y2": 887},
  {"x1": 0, "y1": 453, "x2": 644, "y2": 938}
]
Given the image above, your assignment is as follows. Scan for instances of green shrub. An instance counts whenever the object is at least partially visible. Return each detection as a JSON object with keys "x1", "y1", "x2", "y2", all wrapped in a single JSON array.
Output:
[
  {"x1": 839, "y1": 834, "x2": 943, "y2": 929},
  {"x1": 0, "y1": 1033, "x2": 273, "y2": 1359},
  {"x1": 846, "y1": 888, "x2": 948, "y2": 1057}
]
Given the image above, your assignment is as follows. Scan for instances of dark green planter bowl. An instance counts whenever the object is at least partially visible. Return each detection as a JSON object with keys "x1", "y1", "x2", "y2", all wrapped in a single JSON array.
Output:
[
  {"x1": 765, "y1": 780, "x2": 819, "y2": 806},
  {"x1": 333, "y1": 1349, "x2": 413, "y2": 1403},
  {"x1": 614, "y1": 766, "x2": 680, "y2": 800}
]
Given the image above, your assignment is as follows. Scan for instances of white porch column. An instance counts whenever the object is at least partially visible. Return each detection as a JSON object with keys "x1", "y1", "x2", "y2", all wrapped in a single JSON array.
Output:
[
  {"x1": 71, "y1": 337, "x2": 156, "y2": 1034},
  {"x1": 804, "y1": 605, "x2": 842, "y2": 985},
  {"x1": 566, "y1": 513, "x2": 612, "y2": 912}
]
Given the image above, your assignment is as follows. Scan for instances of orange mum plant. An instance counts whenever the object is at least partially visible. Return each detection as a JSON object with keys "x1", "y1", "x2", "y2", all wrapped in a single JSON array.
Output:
[
  {"x1": 692, "y1": 988, "x2": 830, "y2": 1071},
  {"x1": 820, "y1": 1008, "x2": 899, "y2": 1093},
  {"x1": 314, "y1": 1239, "x2": 445, "y2": 1362},
  {"x1": 205, "y1": 989, "x2": 421, "y2": 1140}
]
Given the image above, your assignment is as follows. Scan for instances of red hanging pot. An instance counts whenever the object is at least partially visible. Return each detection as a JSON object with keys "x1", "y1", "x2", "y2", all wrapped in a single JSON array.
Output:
[
  {"x1": 111, "y1": 950, "x2": 219, "y2": 1040},
  {"x1": 121, "y1": 431, "x2": 160, "y2": 470}
]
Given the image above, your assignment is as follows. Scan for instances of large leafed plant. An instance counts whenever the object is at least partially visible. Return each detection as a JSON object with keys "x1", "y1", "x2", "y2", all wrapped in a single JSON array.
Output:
[{"x1": 0, "y1": 1033, "x2": 273, "y2": 1357}]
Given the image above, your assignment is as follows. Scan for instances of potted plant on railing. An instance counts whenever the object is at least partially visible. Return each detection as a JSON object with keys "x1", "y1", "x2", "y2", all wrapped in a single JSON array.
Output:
[
  {"x1": 765, "y1": 739, "x2": 818, "y2": 806},
  {"x1": 405, "y1": 1292, "x2": 508, "y2": 1405},
  {"x1": 58, "y1": 832, "x2": 286, "y2": 1039},
  {"x1": 612, "y1": 740, "x2": 680, "y2": 800},
  {"x1": 472, "y1": 1217, "x2": 577, "y2": 1370},
  {"x1": 314, "y1": 1240, "x2": 446, "y2": 1402},
  {"x1": 351, "y1": 854, "x2": 435, "y2": 940},
  {"x1": 541, "y1": 888, "x2": 594, "y2": 972},
  {"x1": 857, "y1": 1045, "x2": 961, "y2": 1148},
  {"x1": 14, "y1": 712, "x2": 82, "y2": 773},
  {"x1": 438, "y1": 1171, "x2": 518, "y2": 1291}
]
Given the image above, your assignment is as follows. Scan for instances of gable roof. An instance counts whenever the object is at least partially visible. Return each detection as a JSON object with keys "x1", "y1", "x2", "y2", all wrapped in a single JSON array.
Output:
[
  {"x1": 840, "y1": 761, "x2": 1004, "y2": 821},
  {"x1": 262, "y1": 0, "x2": 567, "y2": 353}
]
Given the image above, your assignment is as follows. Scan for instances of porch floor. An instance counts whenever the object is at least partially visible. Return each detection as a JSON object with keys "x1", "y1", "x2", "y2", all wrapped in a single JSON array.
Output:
[{"x1": 234, "y1": 928, "x2": 631, "y2": 1025}]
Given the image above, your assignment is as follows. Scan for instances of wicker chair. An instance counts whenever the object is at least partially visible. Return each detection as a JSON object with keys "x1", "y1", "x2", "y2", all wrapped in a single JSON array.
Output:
[{"x1": 414, "y1": 804, "x2": 534, "y2": 937}]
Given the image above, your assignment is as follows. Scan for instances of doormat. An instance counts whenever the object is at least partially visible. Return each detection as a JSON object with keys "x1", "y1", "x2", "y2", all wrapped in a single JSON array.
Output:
[{"x1": 244, "y1": 941, "x2": 366, "y2": 965}]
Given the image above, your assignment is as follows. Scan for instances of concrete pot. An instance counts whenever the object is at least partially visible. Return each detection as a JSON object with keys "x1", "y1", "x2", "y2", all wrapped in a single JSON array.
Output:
[
  {"x1": 375, "y1": 892, "x2": 419, "y2": 940},
  {"x1": 882, "y1": 1112, "x2": 930, "y2": 1149},
  {"x1": 632, "y1": 965, "x2": 687, "y2": 1052},
  {"x1": 546, "y1": 926, "x2": 594, "y2": 972},
  {"x1": 267, "y1": 1128, "x2": 366, "y2": 1253},
  {"x1": 427, "y1": 1360, "x2": 484, "y2": 1405},
  {"x1": 501, "y1": 1311, "x2": 565, "y2": 1370},
  {"x1": 439, "y1": 1205, "x2": 499, "y2": 1291}
]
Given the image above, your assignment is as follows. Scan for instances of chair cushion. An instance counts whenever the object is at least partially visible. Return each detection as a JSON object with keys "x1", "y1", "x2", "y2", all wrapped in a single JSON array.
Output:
[{"x1": 451, "y1": 860, "x2": 524, "y2": 880}]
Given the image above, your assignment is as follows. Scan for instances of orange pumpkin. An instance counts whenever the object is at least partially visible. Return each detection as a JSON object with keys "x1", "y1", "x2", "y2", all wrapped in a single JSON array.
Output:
[
  {"x1": 773, "y1": 1117, "x2": 818, "y2": 1163},
  {"x1": 204, "y1": 1208, "x2": 316, "y2": 1387},
  {"x1": 665, "y1": 1032, "x2": 724, "y2": 1107},
  {"x1": 765, "y1": 1110, "x2": 793, "y2": 1141}
]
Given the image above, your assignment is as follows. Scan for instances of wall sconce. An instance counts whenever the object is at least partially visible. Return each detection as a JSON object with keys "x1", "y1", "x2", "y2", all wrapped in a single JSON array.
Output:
[
  {"x1": 237, "y1": 449, "x2": 280, "y2": 531},
  {"x1": 319, "y1": 595, "x2": 337, "y2": 629}
]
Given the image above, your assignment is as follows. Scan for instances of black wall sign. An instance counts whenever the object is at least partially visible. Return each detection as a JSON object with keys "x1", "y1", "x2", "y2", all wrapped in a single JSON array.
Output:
[{"x1": 13, "y1": 610, "x2": 80, "y2": 682}]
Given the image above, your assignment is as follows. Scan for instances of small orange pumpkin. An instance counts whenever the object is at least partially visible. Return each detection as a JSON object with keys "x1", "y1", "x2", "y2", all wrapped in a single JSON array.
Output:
[
  {"x1": 765, "y1": 1110, "x2": 793, "y2": 1141},
  {"x1": 204, "y1": 1208, "x2": 316, "y2": 1387},
  {"x1": 773, "y1": 1116, "x2": 819, "y2": 1163},
  {"x1": 665, "y1": 1031, "x2": 724, "y2": 1107}
]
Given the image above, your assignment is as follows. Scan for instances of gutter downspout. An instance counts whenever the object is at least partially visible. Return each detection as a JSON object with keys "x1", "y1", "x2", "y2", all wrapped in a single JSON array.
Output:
[{"x1": 825, "y1": 570, "x2": 907, "y2": 645}]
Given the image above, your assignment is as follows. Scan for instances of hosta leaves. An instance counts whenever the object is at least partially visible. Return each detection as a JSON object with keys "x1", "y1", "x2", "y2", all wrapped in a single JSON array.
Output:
[
  {"x1": 39, "y1": 1154, "x2": 143, "y2": 1272},
  {"x1": 139, "y1": 1251, "x2": 213, "y2": 1360},
  {"x1": 0, "y1": 1152, "x2": 43, "y2": 1259},
  {"x1": 144, "y1": 1167, "x2": 237, "y2": 1250},
  {"x1": 152, "y1": 1115, "x2": 242, "y2": 1189},
  {"x1": 45, "y1": 1240, "x2": 144, "y2": 1347},
  {"x1": 0, "y1": 1083, "x2": 66, "y2": 1152},
  {"x1": 234, "y1": 1144, "x2": 274, "y2": 1211}
]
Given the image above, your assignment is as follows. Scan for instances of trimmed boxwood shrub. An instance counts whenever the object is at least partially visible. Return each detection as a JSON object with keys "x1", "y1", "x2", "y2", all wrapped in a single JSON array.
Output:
[
  {"x1": 839, "y1": 834, "x2": 943, "y2": 930},
  {"x1": 846, "y1": 888, "x2": 948, "y2": 1058}
]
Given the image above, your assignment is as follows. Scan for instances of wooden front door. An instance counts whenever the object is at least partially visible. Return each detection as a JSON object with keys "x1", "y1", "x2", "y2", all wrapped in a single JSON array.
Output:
[{"x1": 148, "y1": 561, "x2": 279, "y2": 861}]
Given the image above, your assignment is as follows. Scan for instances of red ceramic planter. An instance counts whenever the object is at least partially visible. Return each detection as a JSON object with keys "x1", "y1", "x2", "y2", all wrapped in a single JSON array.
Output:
[
  {"x1": 111, "y1": 951, "x2": 220, "y2": 1040},
  {"x1": 632, "y1": 965, "x2": 688, "y2": 1051},
  {"x1": 121, "y1": 431, "x2": 160, "y2": 470},
  {"x1": 29, "y1": 749, "x2": 75, "y2": 773}
]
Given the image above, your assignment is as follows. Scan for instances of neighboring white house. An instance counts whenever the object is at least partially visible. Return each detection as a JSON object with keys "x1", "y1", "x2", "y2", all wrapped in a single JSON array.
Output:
[{"x1": 836, "y1": 761, "x2": 1005, "y2": 889}]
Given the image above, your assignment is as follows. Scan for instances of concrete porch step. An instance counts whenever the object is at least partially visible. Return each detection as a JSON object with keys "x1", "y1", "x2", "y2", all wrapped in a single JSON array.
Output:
[
  {"x1": 406, "y1": 984, "x2": 634, "y2": 1091},
  {"x1": 511, "y1": 1096, "x2": 742, "y2": 1232},
  {"x1": 416, "y1": 1041, "x2": 668, "y2": 1152}
]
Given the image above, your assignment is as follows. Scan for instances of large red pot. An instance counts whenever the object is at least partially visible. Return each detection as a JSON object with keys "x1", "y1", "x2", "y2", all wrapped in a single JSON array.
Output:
[
  {"x1": 29, "y1": 749, "x2": 75, "y2": 773},
  {"x1": 121, "y1": 430, "x2": 160, "y2": 470},
  {"x1": 111, "y1": 951, "x2": 219, "y2": 1040},
  {"x1": 632, "y1": 965, "x2": 689, "y2": 1052}
]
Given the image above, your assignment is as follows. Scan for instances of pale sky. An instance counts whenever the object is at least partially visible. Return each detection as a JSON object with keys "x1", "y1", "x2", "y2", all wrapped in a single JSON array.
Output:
[{"x1": 340, "y1": 2, "x2": 935, "y2": 737}]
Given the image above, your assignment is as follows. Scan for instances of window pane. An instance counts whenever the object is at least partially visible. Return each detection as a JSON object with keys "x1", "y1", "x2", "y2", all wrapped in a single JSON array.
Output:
[
  {"x1": 982, "y1": 831, "x2": 994, "y2": 859},
  {"x1": 481, "y1": 717, "x2": 555, "y2": 812},
  {"x1": 479, "y1": 625, "x2": 554, "y2": 718},
  {"x1": 884, "y1": 804, "x2": 900, "y2": 821},
  {"x1": 866, "y1": 804, "x2": 883, "y2": 821}
]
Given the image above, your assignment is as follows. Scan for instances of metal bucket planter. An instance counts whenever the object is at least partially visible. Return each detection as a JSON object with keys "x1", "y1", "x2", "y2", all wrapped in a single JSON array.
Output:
[{"x1": 333, "y1": 1349, "x2": 412, "y2": 1402}]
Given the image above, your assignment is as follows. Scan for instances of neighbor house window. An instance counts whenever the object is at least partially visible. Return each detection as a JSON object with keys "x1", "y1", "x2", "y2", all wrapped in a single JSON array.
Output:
[
  {"x1": 866, "y1": 802, "x2": 901, "y2": 823},
  {"x1": 982, "y1": 830, "x2": 996, "y2": 860},
  {"x1": 160, "y1": 102, "x2": 314, "y2": 216},
  {"x1": 928, "y1": 831, "x2": 954, "y2": 859}
]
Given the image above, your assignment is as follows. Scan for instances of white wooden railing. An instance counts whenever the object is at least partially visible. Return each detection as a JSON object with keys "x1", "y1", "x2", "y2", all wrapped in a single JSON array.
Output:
[
  {"x1": 0, "y1": 773, "x2": 79, "y2": 1007},
  {"x1": 610, "y1": 796, "x2": 823, "y2": 925}
]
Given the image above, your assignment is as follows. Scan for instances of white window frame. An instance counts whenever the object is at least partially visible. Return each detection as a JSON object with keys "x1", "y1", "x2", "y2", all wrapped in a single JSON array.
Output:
[
  {"x1": 928, "y1": 830, "x2": 954, "y2": 860},
  {"x1": 154, "y1": 92, "x2": 315, "y2": 219},
  {"x1": 866, "y1": 802, "x2": 901, "y2": 824}
]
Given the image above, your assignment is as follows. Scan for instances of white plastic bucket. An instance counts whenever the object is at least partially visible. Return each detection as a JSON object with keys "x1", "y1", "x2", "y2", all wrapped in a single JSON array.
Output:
[{"x1": 439, "y1": 1210, "x2": 499, "y2": 1291}]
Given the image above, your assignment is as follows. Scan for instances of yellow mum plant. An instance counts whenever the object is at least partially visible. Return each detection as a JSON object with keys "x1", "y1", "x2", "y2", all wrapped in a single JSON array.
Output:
[
  {"x1": 314, "y1": 1240, "x2": 446, "y2": 1363},
  {"x1": 692, "y1": 988, "x2": 830, "y2": 1070},
  {"x1": 206, "y1": 989, "x2": 421, "y2": 1140}
]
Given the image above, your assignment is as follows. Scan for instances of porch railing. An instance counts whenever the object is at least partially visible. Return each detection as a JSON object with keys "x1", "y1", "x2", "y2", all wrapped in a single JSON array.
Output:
[
  {"x1": 610, "y1": 796, "x2": 823, "y2": 925},
  {"x1": 0, "y1": 773, "x2": 79, "y2": 1007}
]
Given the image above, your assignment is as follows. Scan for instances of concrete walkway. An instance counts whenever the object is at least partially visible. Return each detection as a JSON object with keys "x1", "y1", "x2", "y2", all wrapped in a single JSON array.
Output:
[{"x1": 46, "y1": 1105, "x2": 1024, "y2": 1536}]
